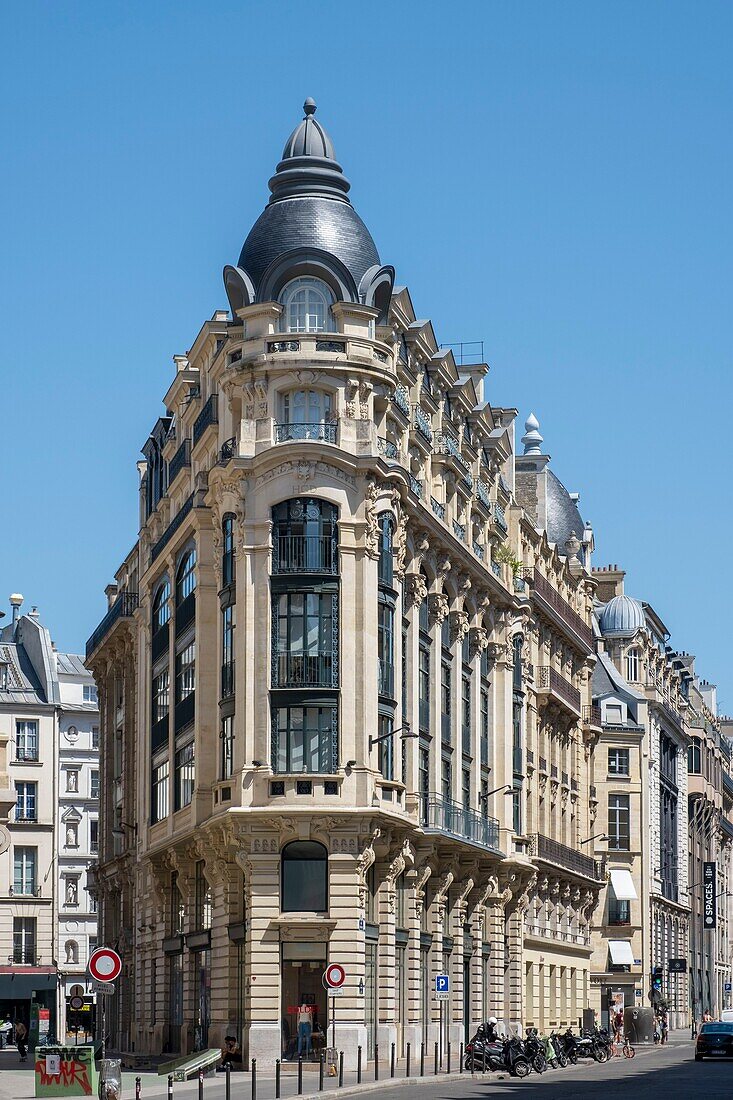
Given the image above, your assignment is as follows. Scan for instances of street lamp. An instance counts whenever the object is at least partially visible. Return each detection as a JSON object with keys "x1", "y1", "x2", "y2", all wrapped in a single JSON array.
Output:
[
  {"x1": 579, "y1": 833, "x2": 608, "y2": 846},
  {"x1": 368, "y1": 724, "x2": 417, "y2": 752},
  {"x1": 111, "y1": 821, "x2": 138, "y2": 839},
  {"x1": 478, "y1": 784, "x2": 514, "y2": 803}
]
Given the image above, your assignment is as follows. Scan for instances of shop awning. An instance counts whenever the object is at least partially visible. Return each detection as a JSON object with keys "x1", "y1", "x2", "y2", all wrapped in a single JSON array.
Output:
[
  {"x1": 609, "y1": 869, "x2": 637, "y2": 901},
  {"x1": 0, "y1": 969, "x2": 57, "y2": 999},
  {"x1": 608, "y1": 940, "x2": 635, "y2": 966}
]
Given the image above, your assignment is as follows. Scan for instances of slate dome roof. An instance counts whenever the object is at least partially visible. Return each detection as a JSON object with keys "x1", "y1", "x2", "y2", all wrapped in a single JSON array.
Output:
[
  {"x1": 546, "y1": 470, "x2": 585, "y2": 549},
  {"x1": 599, "y1": 594, "x2": 645, "y2": 636},
  {"x1": 238, "y1": 99, "x2": 380, "y2": 296}
]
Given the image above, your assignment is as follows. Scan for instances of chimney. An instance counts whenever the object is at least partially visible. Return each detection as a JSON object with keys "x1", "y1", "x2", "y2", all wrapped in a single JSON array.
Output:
[
  {"x1": 9, "y1": 594, "x2": 23, "y2": 626},
  {"x1": 591, "y1": 565, "x2": 625, "y2": 603}
]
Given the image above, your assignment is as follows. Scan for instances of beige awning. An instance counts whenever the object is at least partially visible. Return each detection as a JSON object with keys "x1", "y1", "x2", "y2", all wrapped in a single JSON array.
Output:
[
  {"x1": 609, "y1": 869, "x2": 637, "y2": 901},
  {"x1": 608, "y1": 940, "x2": 635, "y2": 966}
]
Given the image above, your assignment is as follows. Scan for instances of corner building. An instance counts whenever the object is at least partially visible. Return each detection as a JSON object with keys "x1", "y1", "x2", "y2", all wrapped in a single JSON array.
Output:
[{"x1": 87, "y1": 102, "x2": 602, "y2": 1063}]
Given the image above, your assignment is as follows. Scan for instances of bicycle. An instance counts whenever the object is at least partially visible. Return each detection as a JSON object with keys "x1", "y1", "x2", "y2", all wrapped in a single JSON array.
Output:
[{"x1": 611, "y1": 1036, "x2": 635, "y2": 1058}]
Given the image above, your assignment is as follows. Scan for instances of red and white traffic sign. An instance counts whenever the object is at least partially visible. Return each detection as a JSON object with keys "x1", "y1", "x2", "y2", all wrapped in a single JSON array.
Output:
[
  {"x1": 88, "y1": 947, "x2": 122, "y2": 983},
  {"x1": 324, "y1": 963, "x2": 346, "y2": 989}
]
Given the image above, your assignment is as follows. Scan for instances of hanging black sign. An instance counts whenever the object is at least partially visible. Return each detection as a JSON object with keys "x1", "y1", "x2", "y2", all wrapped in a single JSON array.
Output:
[
  {"x1": 703, "y1": 862, "x2": 717, "y2": 929},
  {"x1": 668, "y1": 958, "x2": 687, "y2": 973}
]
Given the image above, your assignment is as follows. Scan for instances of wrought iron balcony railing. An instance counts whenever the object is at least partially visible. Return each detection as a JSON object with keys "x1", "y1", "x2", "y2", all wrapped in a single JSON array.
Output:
[
  {"x1": 273, "y1": 653, "x2": 336, "y2": 689},
  {"x1": 151, "y1": 494, "x2": 194, "y2": 563},
  {"x1": 193, "y1": 394, "x2": 218, "y2": 446},
  {"x1": 420, "y1": 795, "x2": 501, "y2": 852},
  {"x1": 86, "y1": 591, "x2": 139, "y2": 658},
  {"x1": 431, "y1": 497, "x2": 445, "y2": 520},
  {"x1": 528, "y1": 832, "x2": 601, "y2": 880},
  {"x1": 275, "y1": 422, "x2": 337, "y2": 444},
  {"x1": 272, "y1": 535, "x2": 338, "y2": 575},
  {"x1": 533, "y1": 569, "x2": 593, "y2": 649},
  {"x1": 583, "y1": 704, "x2": 602, "y2": 727},
  {"x1": 168, "y1": 438, "x2": 191, "y2": 482},
  {"x1": 536, "y1": 666, "x2": 582, "y2": 715},
  {"x1": 393, "y1": 384, "x2": 410, "y2": 417},
  {"x1": 412, "y1": 405, "x2": 433, "y2": 442},
  {"x1": 377, "y1": 436, "x2": 398, "y2": 460}
]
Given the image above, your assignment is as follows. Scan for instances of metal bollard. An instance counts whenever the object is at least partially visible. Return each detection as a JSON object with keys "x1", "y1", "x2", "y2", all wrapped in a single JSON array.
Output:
[
  {"x1": 338, "y1": 1051, "x2": 344, "y2": 1088},
  {"x1": 434, "y1": 1042, "x2": 439, "y2": 1075},
  {"x1": 225, "y1": 1064, "x2": 231, "y2": 1100},
  {"x1": 135, "y1": 1077, "x2": 141, "y2": 1100},
  {"x1": 459, "y1": 1042, "x2": 464, "y2": 1073},
  {"x1": 319, "y1": 1053, "x2": 324, "y2": 1091},
  {"x1": 199, "y1": 1068, "x2": 204, "y2": 1100},
  {"x1": 251, "y1": 1058, "x2": 257, "y2": 1100},
  {"x1": 406, "y1": 1042, "x2": 411, "y2": 1078},
  {"x1": 447, "y1": 1042, "x2": 451, "y2": 1075},
  {"x1": 390, "y1": 1043, "x2": 395, "y2": 1078},
  {"x1": 275, "y1": 1060, "x2": 280, "y2": 1100},
  {"x1": 357, "y1": 1046, "x2": 362, "y2": 1084},
  {"x1": 420, "y1": 1042, "x2": 425, "y2": 1076},
  {"x1": 374, "y1": 1042, "x2": 379, "y2": 1082},
  {"x1": 167, "y1": 1075, "x2": 173, "y2": 1100},
  {"x1": 297, "y1": 1057, "x2": 303, "y2": 1095}
]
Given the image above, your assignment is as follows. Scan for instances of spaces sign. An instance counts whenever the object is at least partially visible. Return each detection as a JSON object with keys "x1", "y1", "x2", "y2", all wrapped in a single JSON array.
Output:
[{"x1": 703, "y1": 862, "x2": 716, "y2": 929}]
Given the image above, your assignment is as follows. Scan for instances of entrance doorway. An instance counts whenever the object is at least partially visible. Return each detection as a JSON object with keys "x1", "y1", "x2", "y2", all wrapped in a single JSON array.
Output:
[
  {"x1": 281, "y1": 943, "x2": 327, "y2": 1060},
  {"x1": 193, "y1": 949, "x2": 211, "y2": 1050}
]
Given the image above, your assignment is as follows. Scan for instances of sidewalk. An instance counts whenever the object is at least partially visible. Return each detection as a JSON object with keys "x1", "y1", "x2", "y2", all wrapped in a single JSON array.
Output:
[{"x1": 0, "y1": 1037, "x2": 685, "y2": 1100}]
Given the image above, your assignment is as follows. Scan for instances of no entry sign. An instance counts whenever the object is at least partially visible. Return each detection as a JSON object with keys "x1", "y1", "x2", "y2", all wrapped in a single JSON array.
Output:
[
  {"x1": 324, "y1": 963, "x2": 346, "y2": 990},
  {"x1": 88, "y1": 947, "x2": 122, "y2": 983}
]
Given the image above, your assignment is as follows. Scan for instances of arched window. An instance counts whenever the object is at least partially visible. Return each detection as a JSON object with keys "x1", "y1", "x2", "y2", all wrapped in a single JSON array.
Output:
[
  {"x1": 277, "y1": 389, "x2": 335, "y2": 443},
  {"x1": 378, "y1": 514, "x2": 394, "y2": 587},
  {"x1": 279, "y1": 277, "x2": 334, "y2": 333},
  {"x1": 222, "y1": 514, "x2": 235, "y2": 587},
  {"x1": 281, "y1": 841, "x2": 328, "y2": 912},
  {"x1": 272, "y1": 498, "x2": 338, "y2": 575},
  {"x1": 688, "y1": 741, "x2": 702, "y2": 775},
  {"x1": 512, "y1": 635, "x2": 524, "y2": 692},
  {"x1": 152, "y1": 580, "x2": 171, "y2": 631},
  {"x1": 625, "y1": 648, "x2": 640, "y2": 683},
  {"x1": 176, "y1": 548, "x2": 197, "y2": 605}
]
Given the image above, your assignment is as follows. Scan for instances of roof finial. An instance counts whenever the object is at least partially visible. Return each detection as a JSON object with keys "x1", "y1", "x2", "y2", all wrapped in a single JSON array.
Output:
[
  {"x1": 303, "y1": 97, "x2": 317, "y2": 116},
  {"x1": 521, "y1": 412, "x2": 543, "y2": 456}
]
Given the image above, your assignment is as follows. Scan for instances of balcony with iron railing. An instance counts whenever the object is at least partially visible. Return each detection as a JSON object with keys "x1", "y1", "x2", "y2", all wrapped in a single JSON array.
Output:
[
  {"x1": 490, "y1": 501, "x2": 508, "y2": 533},
  {"x1": 272, "y1": 535, "x2": 338, "y2": 575},
  {"x1": 420, "y1": 794, "x2": 501, "y2": 853},
  {"x1": 219, "y1": 436, "x2": 237, "y2": 464},
  {"x1": 150, "y1": 494, "x2": 194, "y2": 563},
  {"x1": 474, "y1": 478, "x2": 491, "y2": 511},
  {"x1": 86, "y1": 591, "x2": 140, "y2": 659},
  {"x1": 168, "y1": 438, "x2": 191, "y2": 482},
  {"x1": 528, "y1": 833, "x2": 602, "y2": 880},
  {"x1": 532, "y1": 569, "x2": 593, "y2": 650},
  {"x1": 452, "y1": 520, "x2": 466, "y2": 542},
  {"x1": 431, "y1": 497, "x2": 446, "y2": 520},
  {"x1": 536, "y1": 666, "x2": 582, "y2": 717},
  {"x1": 392, "y1": 384, "x2": 410, "y2": 417},
  {"x1": 412, "y1": 405, "x2": 433, "y2": 443},
  {"x1": 472, "y1": 541, "x2": 484, "y2": 561},
  {"x1": 583, "y1": 704, "x2": 602, "y2": 728},
  {"x1": 377, "y1": 436, "x2": 399, "y2": 460},
  {"x1": 275, "y1": 421, "x2": 338, "y2": 444},
  {"x1": 273, "y1": 653, "x2": 335, "y2": 689},
  {"x1": 193, "y1": 394, "x2": 218, "y2": 446},
  {"x1": 408, "y1": 474, "x2": 423, "y2": 498}
]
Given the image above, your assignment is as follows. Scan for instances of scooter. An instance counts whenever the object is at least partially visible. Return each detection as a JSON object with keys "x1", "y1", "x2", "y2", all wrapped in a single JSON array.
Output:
[
  {"x1": 524, "y1": 1030, "x2": 547, "y2": 1073},
  {"x1": 549, "y1": 1032, "x2": 569, "y2": 1067}
]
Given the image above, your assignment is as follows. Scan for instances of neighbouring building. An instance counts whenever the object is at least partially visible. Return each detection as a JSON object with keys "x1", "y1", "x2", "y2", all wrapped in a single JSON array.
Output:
[
  {"x1": 0, "y1": 596, "x2": 99, "y2": 1043},
  {"x1": 86, "y1": 100, "x2": 609, "y2": 1064}
]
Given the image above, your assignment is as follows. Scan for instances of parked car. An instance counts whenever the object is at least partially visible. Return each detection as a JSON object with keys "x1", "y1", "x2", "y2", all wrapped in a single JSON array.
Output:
[{"x1": 695, "y1": 1022, "x2": 733, "y2": 1060}]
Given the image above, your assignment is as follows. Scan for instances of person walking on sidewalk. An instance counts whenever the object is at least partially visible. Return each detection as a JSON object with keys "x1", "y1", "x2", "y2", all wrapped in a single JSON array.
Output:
[{"x1": 14, "y1": 1021, "x2": 27, "y2": 1062}]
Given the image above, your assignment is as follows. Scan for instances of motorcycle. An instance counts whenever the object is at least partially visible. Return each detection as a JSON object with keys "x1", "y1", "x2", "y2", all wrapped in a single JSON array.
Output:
[
  {"x1": 524, "y1": 1029, "x2": 548, "y2": 1073},
  {"x1": 549, "y1": 1031, "x2": 568, "y2": 1068},
  {"x1": 562, "y1": 1028, "x2": 608, "y2": 1063},
  {"x1": 464, "y1": 1031, "x2": 531, "y2": 1077}
]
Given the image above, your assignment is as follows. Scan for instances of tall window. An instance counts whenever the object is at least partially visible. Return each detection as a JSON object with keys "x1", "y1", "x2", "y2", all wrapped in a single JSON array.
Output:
[
  {"x1": 419, "y1": 744, "x2": 430, "y2": 818},
  {"x1": 626, "y1": 648, "x2": 640, "y2": 682},
  {"x1": 274, "y1": 592, "x2": 335, "y2": 688},
  {"x1": 512, "y1": 636, "x2": 523, "y2": 777},
  {"x1": 194, "y1": 861, "x2": 212, "y2": 929},
  {"x1": 90, "y1": 770, "x2": 99, "y2": 799},
  {"x1": 90, "y1": 819, "x2": 99, "y2": 853},
  {"x1": 13, "y1": 847, "x2": 37, "y2": 895},
  {"x1": 461, "y1": 669, "x2": 471, "y2": 756},
  {"x1": 13, "y1": 917, "x2": 36, "y2": 964},
  {"x1": 608, "y1": 748, "x2": 630, "y2": 776},
  {"x1": 272, "y1": 498, "x2": 338, "y2": 575},
  {"x1": 480, "y1": 649, "x2": 490, "y2": 767},
  {"x1": 220, "y1": 715, "x2": 234, "y2": 780},
  {"x1": 281, "y1": 388, "x2": 333, "y2": 425},
  {"x1": 279, "y1": 277, "x2": 334, "y2": 334},
  {"x1": 608, "y1": 793, "x2": 630, "y2": 850},
  {"x1": 378, "y1": 601, "x2": 395, "y2": 697},
  {"x1": 153, "y1": 669, "x2": 170, "y2": 723},
  {"x1": 174, "y1": 740, "x2": 195, "y2": 810},
  {"x1": 152, "y1": 757, "x2": 169, "y2": 823},
  {"x1": 91, "y1": 726, "x2": 100, "y2": 749},
  {"x1": 441, "y1": 756, "x2": 452, "y2": 803},
  {"x1": 378, "y1": 514, "x2": 394, "y2": 588},
  {"x1": 272, "y1": 706, "x2": 337, "y2": 774},
  {"x1": 441, "y1": 619, "x2": 452, "y2": 745},
  {"x1": 221, "y1": 604, "x2": 235, "y2": 697},
  {"x1": 281, "y1": 841, "x2": 328, "y2": 912},
  {"x1": 15, "y1": 782, "x2": 37, "y2": 822},
  {"x1": 688, "y1": 741, "x2": 702, "y2": 774},
  {"x1": 419, "y1": 596, "x2": 431, "y2": 733},
  {"x1": 377, "y1": 712, "x2": 394, "y2": 781},
  {"x1": 15, "y1": 720, "x2": 38, "y2": 762},
  {"x1": 153, "y1": 579, "x2": 171, "y2": 631},
  {"x1": 512, "y1": 787, "x2": 522, "y2": 834},
  {"x1": 462, "y1": 767, "x2": 471, "y2": 811},
  {"x1": 222, "y1": 513, "x2": 236, "y2": 588},
  {"x1": 176, "y1": 549, "x2": 197, "y2": 605},
  {"x1": 176, "y1": 642, "x2": 196, "y2": 702}
]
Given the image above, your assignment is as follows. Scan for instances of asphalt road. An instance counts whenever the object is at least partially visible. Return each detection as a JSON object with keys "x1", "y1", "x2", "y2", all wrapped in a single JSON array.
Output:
[{"x1": 0, "y1": 1039, "x2": 730, "y2": 1100}]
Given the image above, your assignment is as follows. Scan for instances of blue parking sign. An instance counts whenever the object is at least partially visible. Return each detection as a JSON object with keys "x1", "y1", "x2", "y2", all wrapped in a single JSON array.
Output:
[{"x1": 435, "y1": 974, "x2": 450, "y2": 995}]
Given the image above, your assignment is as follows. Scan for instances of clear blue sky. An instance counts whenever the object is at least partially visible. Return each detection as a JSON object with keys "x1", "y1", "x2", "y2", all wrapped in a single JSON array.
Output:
[{"x1": 1, "y1": 2, "x2": 731, "y2": 708}]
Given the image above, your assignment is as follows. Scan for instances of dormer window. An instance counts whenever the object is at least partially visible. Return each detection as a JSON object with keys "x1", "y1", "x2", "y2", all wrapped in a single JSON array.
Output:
[{"x1": 279, "y1": 277, "x2": 334, "y2": 333}]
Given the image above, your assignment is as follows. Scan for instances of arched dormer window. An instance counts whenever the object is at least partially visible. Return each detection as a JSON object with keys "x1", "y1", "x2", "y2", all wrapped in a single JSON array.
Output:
[
  {"x1": 279, "y1": 277, "x2": 335, "y2": 333},
  {"x1": 378, "y1": 514, "x2": 394, "y2": 587},
  {"x1": 176, "y1": 548, "x2": 197, "y2": 606},
  {"x1": 152, "y1": 579, "x2": 171, "y2": 632},
  {"x1": 281, "y1": 840, "x2": 328, "y2": 912},
  {"x1": 222, "y1": 514, "x2": 235, "y2": 588}
]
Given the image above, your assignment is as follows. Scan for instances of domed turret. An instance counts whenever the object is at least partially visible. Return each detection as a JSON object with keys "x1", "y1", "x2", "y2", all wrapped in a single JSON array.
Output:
[
  {"x1": 599, "y1": 594, "x2": 645, "y2": 637},
  {"x1": 234, "y1": 99, "x2": 381, "y2": 302}
]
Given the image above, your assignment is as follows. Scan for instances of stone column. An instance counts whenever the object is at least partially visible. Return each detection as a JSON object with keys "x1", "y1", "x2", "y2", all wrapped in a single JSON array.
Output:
[
  {"x1": 429, "y1": 870, "x2": 453, "y2": 1048},
  {"x1": 504, "y1": 876, "x2": 535, "y2": 1032},
  {"x1": 404, "y1": 860, "x2": 431, "y2": 1052},
  {"x1": 327, "y1": 841, "x2": 367, "y2": 1062},
  {"x1": 205, "y1": 856, "x2": 240, "y2": 1049},
  {"x1": 449, "y1": 878, "x2": 474, "y2": 1047},
  {"x1": 241, "y1": 843, "x2": 281, "y2": 1065}
]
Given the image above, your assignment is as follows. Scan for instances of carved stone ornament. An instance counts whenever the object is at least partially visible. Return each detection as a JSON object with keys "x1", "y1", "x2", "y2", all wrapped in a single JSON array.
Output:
[
  {"x1": 359, "y1": 379, "x2": 373, "y2": 418},
  {"x1": 345, "y1": 379, "x2": 359, "y2": 418},
  {"x1": 468, "y1": 626, "x2": 489, "y2": 659},
  {"x1": 391, "y1": 490, "x2": 408, "y2": 579},
  {"x1": 428, "y1": 591, "x2": 449, "y2": 627},
  {"x1": 364, "y1": 479, "x2": 381, "y2": 559},
  {"x1": 356, "y1": 828, "x2": 381, "y2": 910},
  {"x1": 405, "y1": 572, "x2": 428, "y2": 609},
  {"x1": 449, "y1": 609, "x2": 470, "y2": 646}
]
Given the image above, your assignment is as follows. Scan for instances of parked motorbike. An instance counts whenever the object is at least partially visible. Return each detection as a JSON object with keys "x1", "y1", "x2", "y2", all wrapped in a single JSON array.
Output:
[
  {"x1": 464, "y1": 1031, "x2": 532, "y2": 1077},
  {"x1": 524, "y1": 1029, "x2": 547, "y2": 1073},
  {"x1": 549, "y1": 1031, "x2": 568, "y2": 1067},
  {"x1": 561, "y1": 1028, "x2": 608, "y2": 1063}
]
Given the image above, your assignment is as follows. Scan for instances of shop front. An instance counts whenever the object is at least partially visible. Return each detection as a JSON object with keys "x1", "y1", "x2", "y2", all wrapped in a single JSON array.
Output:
[
  {"x1": 0, "y1": 966, "x2": 57, "y2": 1046},
  {"x1": 280, "y1": 943, "x2": 327, "y2": 1060}
]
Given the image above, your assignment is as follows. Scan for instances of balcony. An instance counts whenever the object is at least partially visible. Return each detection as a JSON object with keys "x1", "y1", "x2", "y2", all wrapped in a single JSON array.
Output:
[
  {"x1": 193, "y1": 394, "x2": 218, "y2": 446},
  {"x1": 219, "y1": 436, "x2": 237, "y2": 464},
  {"x1": 420, "y1": 795, "x2": 501, "y2": 853},
  {"x1": 273, "y1": 654, "x2": 336, "y2": 689},
  {"x1": 412, "y1": 405, "x2": 433, "y2": 443},
  {"x1": 472, "y1": 541, "x2": 484, "y2": 561},
  {"x1": 393, "y1": 384, "x2": 410, "y2": 417},
  {"x1": 272, "y1": 535, "x2": 338, "y2": 575},
  {"x1": 490, "y1": 501, "x2": 508, "y2": 534},
  {"x1": 452, "y1": 520, "x2": 466, "y2": 542},
  {"x1": 86, "y1": 591, "x2": 139, "y2": 659},
  {"x1": 151, "y1": 494, "x2": 194, "y2": 562},
  {"x1": 408, "y1": 474, "x2": 423, "y2": 498},
  {"x1": 528, "y1": 832, "x2": 602, "y2": 880},
  {"x1": 275, "y1": 421, "x2": 337, "y2": 444},
  {"x1": 431, "y1": 497, "x2": 446, "y2": 520},
  {"x1": 532, "y1": 569, "x2": 593, "y2": 651},
  {"x1": 583, "y1": 704, "x2": 602, "y2": 728},
  {"x1": 377, "y1": 436, "x2": 398, "y2": 460},
  {"x1": 474, "y1": 478, "x2": 491, "y2": 511},
  {"x1": 536, "y1": 666, "x2": 582, "y2": 717},
  {"x1": 168, "y1": 439, "x2": 191, "y2": 482}
]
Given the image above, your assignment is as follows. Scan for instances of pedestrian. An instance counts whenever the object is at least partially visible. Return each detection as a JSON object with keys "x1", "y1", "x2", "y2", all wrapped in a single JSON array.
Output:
[
  {"x1": 613, "y1": 1009, "x2": 623, "y2": 1044},
  {"x1": 218, "y1": 1036, "x2": 243, "y2": 1071},
  {"x1": 14, "y1": 1021, "x2": 27, "y2": 1062},
  {"x1": 0, "y1": 1018, "x2": 12, "y2": 1049},
  {"x1": 660, "y1": 1011, "x2": 668, "y2": 1044},
  {"x1": 703, "y1": 1010, "x2": 713, "y2": 1023}
]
